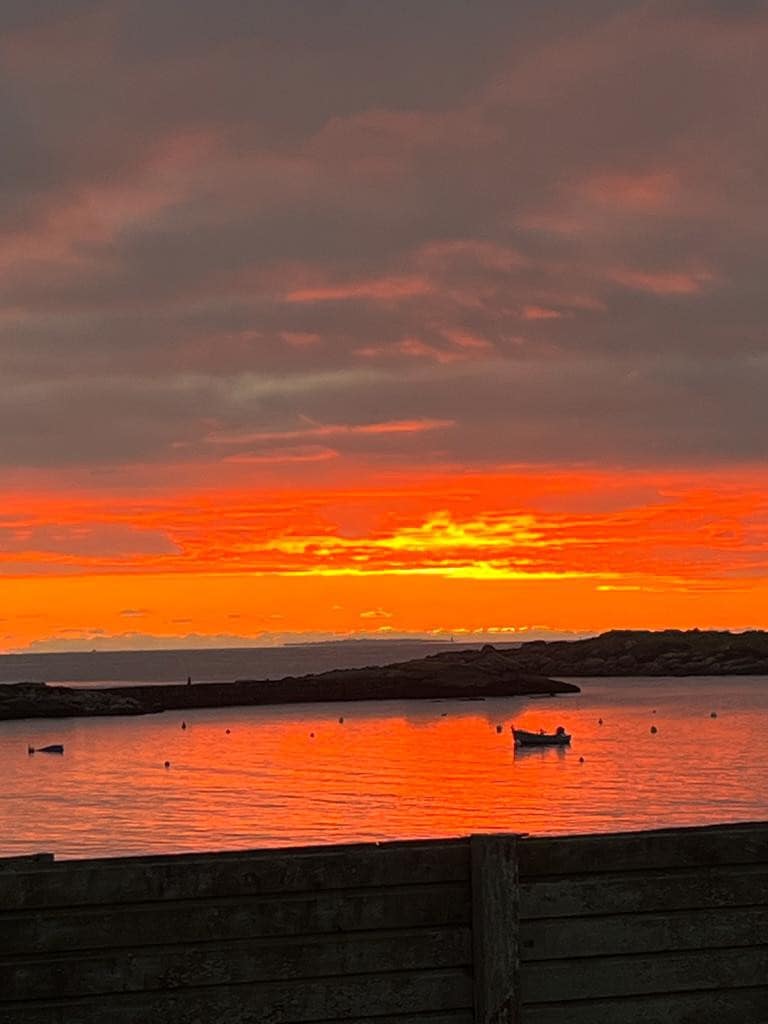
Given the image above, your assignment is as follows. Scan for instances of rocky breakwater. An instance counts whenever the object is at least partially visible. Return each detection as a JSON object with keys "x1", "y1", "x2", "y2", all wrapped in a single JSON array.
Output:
[
  {"x1": 0, "y1": 646, "x2": 577, "y2": 721},
  {"x1": 0, "y1": 682, "x2": 146, "y2": 721},
  {"x1": 234, "y1": 644, "x2": 580, "y2": 702},
  {"x1": 508, "y1": 629, "x2": 768, "y2": 677}
]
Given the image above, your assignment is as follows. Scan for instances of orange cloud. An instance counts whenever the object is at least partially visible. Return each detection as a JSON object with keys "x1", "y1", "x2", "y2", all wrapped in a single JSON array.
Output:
[
  {"x1": 286, "y1": 275, "x2": 432, "y2": 303},
  {"x1": 356, "y1": 336, "x2": 490, "y2": 364},
  {"x1": 207, "y1": 418, "x2": 454, "y2": 445},
  {"x1": 582, "y1": 171, "x2": 680, "y2": 211},
  {"x1": 521, "y1": 306, "x2": 564, "y2": 321},
  {"x1": 221, "y1": 446, "x2": 338, "y2": 465},
  {"x1": 607, "y1": 266, "x2": 715, "y2": 296}
]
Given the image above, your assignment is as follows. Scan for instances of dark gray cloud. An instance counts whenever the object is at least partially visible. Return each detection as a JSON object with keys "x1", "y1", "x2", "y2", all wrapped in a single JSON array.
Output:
[{"x1": 0, "y1": 1, "x2": 766, "y2": 474}]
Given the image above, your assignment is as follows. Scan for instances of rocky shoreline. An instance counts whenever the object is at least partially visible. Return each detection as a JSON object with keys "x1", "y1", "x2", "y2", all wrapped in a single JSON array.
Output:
[
  {"x1": 510, "y1": 629, "x2": 768, "y2": 677},
  {"x1": 0, "y1": 645, "x2": 576, "y2": 722}
]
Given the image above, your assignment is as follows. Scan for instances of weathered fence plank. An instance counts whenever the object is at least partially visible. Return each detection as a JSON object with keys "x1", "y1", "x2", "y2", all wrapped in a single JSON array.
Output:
[
  {"x1": 520, "y1": 905, "x2": 768, "y2": 960},
  {"x1": 2, "y1": 926, "x2": 472, "y2": 1000},
  {"x1": 1, "y1": 882, "x2": 471, "y2": 956},
  {"x1": 520, "y1": 984, "x2": 768, "y2": 1024},
  {"x1": 327, "y1": 1015, "x2": 474, "y2": 1024},
  {"x1": 519, "y1": 864, "x2": 768, "y2": 919},
  {"x1": 328, "y1": 1015, "x2": 474, "y2": 1024},
  {"x1": 471, "y1": 834, "x2": 519, "y2": 1024},
  {"x1": 521, "y1": 945, "x2": 768, "y2": 1003},
  {"x1": 0, "y1": 966, "x2": 475, "y2": 1024},
  {"x1": 0, "y1": 839, "x2": 469, "y2": 911},
  {"x1": 518, "y1": 822, "x2": 768, "y2": 877}
]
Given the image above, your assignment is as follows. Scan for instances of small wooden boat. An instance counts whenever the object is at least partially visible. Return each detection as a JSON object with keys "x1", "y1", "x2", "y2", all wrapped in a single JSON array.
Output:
[
  {"x1": 513, "y1": 727, "x2": 571, "y2": 747},
  {"x1": 27, "y1": 744, "x2": 64, "y2": 754}
]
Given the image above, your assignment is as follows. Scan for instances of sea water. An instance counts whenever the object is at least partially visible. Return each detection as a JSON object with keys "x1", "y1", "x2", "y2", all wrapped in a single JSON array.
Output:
[{"x1": 1, "y1": 675, "x2": 766, "y2": 859}]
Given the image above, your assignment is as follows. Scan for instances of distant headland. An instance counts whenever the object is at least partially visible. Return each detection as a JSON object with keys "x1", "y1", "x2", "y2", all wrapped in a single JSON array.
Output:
[
  {"x1": 507, "y1": 629, "x2": 768, "y2": 677},
  {"x1": 0, "y1": 645, "x2": 576, "y2": 722}
]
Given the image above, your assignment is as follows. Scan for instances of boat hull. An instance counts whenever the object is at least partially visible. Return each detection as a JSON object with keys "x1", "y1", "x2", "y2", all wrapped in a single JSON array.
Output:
[{"x1": 513, "y1": 730, "x2": 571, "y2": 747}]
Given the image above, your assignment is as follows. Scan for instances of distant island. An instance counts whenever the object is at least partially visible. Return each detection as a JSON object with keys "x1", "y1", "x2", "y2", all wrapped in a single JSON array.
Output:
[{"x1": 0, "y1": 645, "x2": 576, "y2": 722}]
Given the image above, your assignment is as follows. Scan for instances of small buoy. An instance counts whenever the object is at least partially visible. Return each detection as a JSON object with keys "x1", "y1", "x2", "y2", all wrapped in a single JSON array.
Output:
[
  {"x1": 650, "y1": 725, "x2": 658, "y2": 734},
  {"x1": 310, "y1": 732, "x2": 315, "y2": 738},
  {"x1": 710, "y1": 711, "x2": 717, "y2": 718},
  {"x1": 338, "y1": 716, "x2": 344, "y2": 724},
  {"x1": 181, "y1": 721, "x2": 187, "y2": 730},
  {"x1": 652, "y1": 709, "x2": 657, "y2": 714},
  {"x1": 579, "y1": 756, "x2": 585, "y2": 763},
  {"x1": 187, "y1": 676, "x2": 192, "y2": 685},
  {"x1": 164, "y1": 761, "x2": 170, "y2": 768},
  {"x1": 441, "y1": 712, "x2": 448, "y2": 717},
  {"x1": 598, "y1": 718, "x2": 603, "y2": 725},
  {"x1": 225, "y1": 728, "x2": 231, "y2": 734},
  {"x1": 496, "y1": 724, "x2": 503, "y2": 733}
]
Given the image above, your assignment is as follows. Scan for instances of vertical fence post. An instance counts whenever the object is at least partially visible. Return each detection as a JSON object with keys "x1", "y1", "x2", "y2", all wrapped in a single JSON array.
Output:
[{"x1": 471, "y1": 833, "x2": 520, "y2": 1024}]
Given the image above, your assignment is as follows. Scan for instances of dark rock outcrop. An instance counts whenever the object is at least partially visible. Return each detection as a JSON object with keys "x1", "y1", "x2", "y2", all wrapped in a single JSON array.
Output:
[
  {"x1": 0, "y1": 682, "x2": 145, "y2": 721},
  {"x1": 508, "y1": 629, "x2": 768, "y2": 677},
  {"x1": 0, "y1": 646, "x2": 576, "y2": 722}
]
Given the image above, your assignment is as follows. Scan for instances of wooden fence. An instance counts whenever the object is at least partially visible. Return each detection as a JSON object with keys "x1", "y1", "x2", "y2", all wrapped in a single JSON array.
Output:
[
  {"x1": 1, "y1": 821, "x2": 766, "y2": 1023},
  {"x1": 517, "y1": 820, "x2": 768, "y2": 1023}
]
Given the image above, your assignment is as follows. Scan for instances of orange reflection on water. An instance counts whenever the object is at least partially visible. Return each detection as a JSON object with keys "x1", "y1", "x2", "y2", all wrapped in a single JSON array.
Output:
[{"x1": 2, "y1": 676, "x2": 768, "y2": 859}]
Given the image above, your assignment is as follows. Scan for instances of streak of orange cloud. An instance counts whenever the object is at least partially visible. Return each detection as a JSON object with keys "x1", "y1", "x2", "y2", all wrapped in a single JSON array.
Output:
[
  {"x1": 607, "y1": 266, "x2": 715, "y2": 296},
  {"x1": 521, "y1": 306, "x2": 564, "y2": 320},
  {"x1": 207, "y1": 418, "x2": 455, "y2": 445},
  {"x1": 583, "y1": 171, "x2": 679, "y2": 210},
  {"x1": 286, "y1": 275, "x2": 432, "y2": 303}
]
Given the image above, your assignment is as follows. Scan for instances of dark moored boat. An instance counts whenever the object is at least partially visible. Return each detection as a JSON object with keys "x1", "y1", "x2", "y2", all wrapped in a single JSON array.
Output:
[{"x1": 513, "y1": 726, "x2": 570, "y2": 747}]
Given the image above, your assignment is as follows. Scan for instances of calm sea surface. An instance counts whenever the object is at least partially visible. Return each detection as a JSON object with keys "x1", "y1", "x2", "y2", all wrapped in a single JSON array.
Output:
[{"x1": 1, "y1": 675, "x2": 767, "y2": 860}]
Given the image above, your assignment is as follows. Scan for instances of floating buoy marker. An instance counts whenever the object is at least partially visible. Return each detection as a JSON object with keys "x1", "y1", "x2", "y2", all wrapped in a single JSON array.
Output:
[{"x1": 650, "y1": 725, "x2": 658, "y2": 734}]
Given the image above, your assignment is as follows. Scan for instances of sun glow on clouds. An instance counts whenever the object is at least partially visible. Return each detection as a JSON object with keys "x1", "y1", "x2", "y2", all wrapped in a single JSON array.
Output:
[
  {"x1": 2, "y1": 3, "x2": 768, "y2": 650},
  {"x1": 4, "y1": 464, "x2": 768, "y2": 651},
  {"x1": 3, "y1": 466, "x2": 768, "y2": 589}
]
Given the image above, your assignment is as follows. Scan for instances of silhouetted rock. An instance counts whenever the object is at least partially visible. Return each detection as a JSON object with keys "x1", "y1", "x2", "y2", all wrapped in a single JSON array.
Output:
[
  {"x1": 0, "y1": 682, "x2": 144, "y2": 721},
  {"x1": 507, "y1": 629, "x2": 768, "y2": 677},
  {"x1": 0, "y1": 647, "x2": 576, "y2": 722}
]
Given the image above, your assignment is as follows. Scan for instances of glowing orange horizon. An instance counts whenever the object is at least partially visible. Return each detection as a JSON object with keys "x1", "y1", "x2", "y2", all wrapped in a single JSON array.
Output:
[{"x1": 2, "y1": 464, "x2": 768, "y2": 652}]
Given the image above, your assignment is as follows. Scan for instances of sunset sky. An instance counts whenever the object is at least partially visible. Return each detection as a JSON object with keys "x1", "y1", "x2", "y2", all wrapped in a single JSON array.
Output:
[{"x1": 2, "y1": 1, "x2": 768, "y2": 652}]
